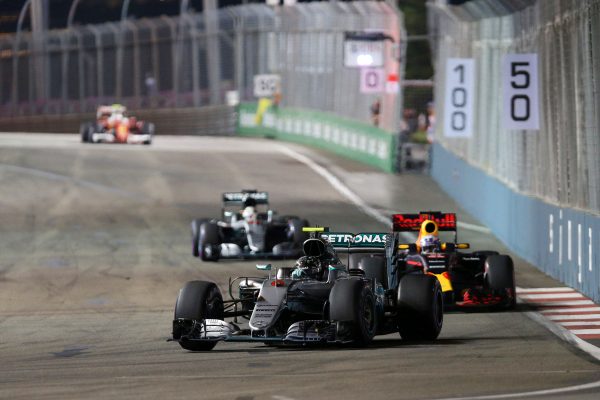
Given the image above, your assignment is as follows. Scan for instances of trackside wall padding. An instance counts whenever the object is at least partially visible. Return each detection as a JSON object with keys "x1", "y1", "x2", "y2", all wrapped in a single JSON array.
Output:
[
  {"x1": 237, "y1": 102, "x2": 396, "y2": 173},
  {"x1": 431, "y1": 143, "x2": 600, "y2": 303}
]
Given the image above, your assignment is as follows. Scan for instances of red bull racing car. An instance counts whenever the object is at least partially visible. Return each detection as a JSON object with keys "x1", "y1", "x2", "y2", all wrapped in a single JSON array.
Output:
[
  {"x1": 80, "y1": 105, "x2": 154, "y2": 144},
  {"x1": 388, "y1": 211, "x2": 516, "y2": 309}
]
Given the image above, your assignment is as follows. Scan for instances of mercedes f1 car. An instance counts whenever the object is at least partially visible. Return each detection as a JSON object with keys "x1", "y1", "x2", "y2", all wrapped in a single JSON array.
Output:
[
  {"x1": 191, "y1": 190, "x2": 310, "y2": 261},
  {"x1": 80, "y1": 104, "x2": 154, "y2": 144},
  {"x1": 389, "y1": 211, "x2": 516, "y2": 309},
  {"x1": 171, "y1": 228, "x2": 443, "y2": 350}
]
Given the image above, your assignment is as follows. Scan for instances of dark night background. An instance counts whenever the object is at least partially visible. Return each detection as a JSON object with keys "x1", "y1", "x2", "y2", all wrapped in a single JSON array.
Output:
[
  {"x1": 0, "y1": 0, "x2": 471, "y2": 33},
  {"x1": 0, "y1": 0, "x2": 472, "y2": 81},
  {"x1": 0, "y1": 0, "x2": 247, "y2": 32}
]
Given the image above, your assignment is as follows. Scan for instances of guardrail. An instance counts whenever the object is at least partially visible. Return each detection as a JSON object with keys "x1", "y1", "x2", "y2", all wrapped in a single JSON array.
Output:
[{"x1": 237, "y1": 102, "x2": 397, "y2": 173}]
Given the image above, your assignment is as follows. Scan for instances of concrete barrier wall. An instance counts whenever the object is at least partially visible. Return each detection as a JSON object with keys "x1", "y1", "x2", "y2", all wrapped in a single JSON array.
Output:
[
  {"x1": 237, "y1": 103, "x2": 397, "y2": 173},
  {"x1": 0, "y1": 106, "x2": 236, "y2": 136},
  {"x1": 432, "y1": 143, "x2": 600, "y2": 303}
]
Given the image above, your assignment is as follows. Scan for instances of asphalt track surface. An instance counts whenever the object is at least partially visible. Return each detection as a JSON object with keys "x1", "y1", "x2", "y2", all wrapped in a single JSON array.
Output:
[{"x1": 0, "y1": 134, "x2": 599, "y2": 400}]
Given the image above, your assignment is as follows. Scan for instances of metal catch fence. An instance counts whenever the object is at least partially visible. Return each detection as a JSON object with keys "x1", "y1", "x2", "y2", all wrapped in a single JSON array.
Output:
[
  {"x1": 0, "y1": 2, "x2": 402, "y2": 132},
  {"x1": 428, "y1": 0, "x2": 600, "y2": 215},
  {"x1": 429, "y1": 0, "x2": 600, "y2": 213}
]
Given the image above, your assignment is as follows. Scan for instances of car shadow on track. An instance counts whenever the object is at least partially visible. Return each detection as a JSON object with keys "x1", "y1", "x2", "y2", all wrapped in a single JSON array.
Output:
[{"x1": 173, "y1": 338, "x2": 470, "y2": 354}]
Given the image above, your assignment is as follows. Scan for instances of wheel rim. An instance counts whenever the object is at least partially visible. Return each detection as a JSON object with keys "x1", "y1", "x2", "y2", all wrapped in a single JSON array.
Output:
[
  {"x1": 361, "y1": 295, "x2": 375, "y2": 335},
  {"x1": 204, "y1": 289, "x2": 223, "y2": 319}
]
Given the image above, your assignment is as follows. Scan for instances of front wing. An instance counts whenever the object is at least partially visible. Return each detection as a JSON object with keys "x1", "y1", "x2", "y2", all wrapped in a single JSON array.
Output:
[{"x1": 171, "y1": 318, "x2": 349, "y2": 345}]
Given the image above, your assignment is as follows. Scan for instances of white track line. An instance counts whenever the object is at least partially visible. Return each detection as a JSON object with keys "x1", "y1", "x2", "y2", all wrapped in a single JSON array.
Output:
[
  {"x1": 278, "y1": 146, "x2": 389, "y2": 227},
  {"x1": 436, "y1": 378, "x2": 600, "y2": 400},
  {"x1": 542, "y1": 307, "x2": 600, "y2": 313},
  {"x1": 282, "y1": 145, "x2": 600, "y2": 398},
  {"x1": 517, "y1": 287, "x2": 575, "y2": 293},
  {"x1": 279, "y1": 146, "x2": 414, "y2": 241},
  {"x1": 571, "y1": 329, "x2": 600, "y2": 335},
  {"x1": 526, "y1": 300, "x2": 595, "y2": 306},
  {"x1": 545, "y1": 314, "x2": 600, "y2": 321},
  {"x1": 434, "y1": 310, "x2": 600, "y2": 399},
  {"x1": 457, "y1": 221, "x2": 491, "y2": 234},
  {"x1": 519, "y1": 293, "x2": 585, "y2": 300},
  {"x1": 377, "y1": 207, "x2": 490, "y2": 233},
  {"x1": 560, "y1": 321, "x2": 600, "y2": 326}
]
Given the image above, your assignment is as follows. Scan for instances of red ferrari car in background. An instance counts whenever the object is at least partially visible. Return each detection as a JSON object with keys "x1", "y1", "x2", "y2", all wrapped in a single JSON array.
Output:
[{"x1": 80, "y1": 104, "x2": 154, "y2": 145}]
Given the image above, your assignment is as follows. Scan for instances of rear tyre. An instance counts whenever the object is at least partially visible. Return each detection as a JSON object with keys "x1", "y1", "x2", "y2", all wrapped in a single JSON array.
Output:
[
  {"x1": 358, "y1": 256, "x2": 387, "y2": 289},
  {"x1": 397, "y1": 274, "x2": 443, "y2": 341},
  {"x1": 142, "y1": 122, "x2": 154, "y2": 145},
  {"x1": 485, "y1": 255, "x2": 516, "y2": 309},
  {"x1": 330, "y1": 279, "x2": 376, "y2": 346},
  {"x1": 174, "y1": 281, "x2": 224, "y2": 351},
  {"x1": 190, "y1": 219, "x2": 207, "y2": 257},
  {"x1": 288, "y1": 218, "x2": 309, "y2": 246},
  {"x1": 80, "y1": 122, "x2": 91, "y2": 142},
  {"x1": 199, "y1": 222, "x2": 221, "y2": 261}
]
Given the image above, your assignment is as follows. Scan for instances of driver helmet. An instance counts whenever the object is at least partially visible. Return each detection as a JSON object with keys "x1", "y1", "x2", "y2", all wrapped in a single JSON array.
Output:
[
  {"x1": 420, "y1": 234, "x2": 440, "y2": 253},
  {"x1": 242, "y1": 206, "x2": 257, "y2": 223},
  {"x1": 242, "y1": 196, "x2": 257, "y2": 208},
  {"x1": 295, "y1": 256, "x2": 323, "y2": 280}
]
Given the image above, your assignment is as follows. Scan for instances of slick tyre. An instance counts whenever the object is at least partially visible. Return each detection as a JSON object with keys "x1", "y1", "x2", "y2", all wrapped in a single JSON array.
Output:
[
  {"x1": 397, "y1": 274, "x2": 443, "y2": 341},
  {"x1": 199, "y1": 222, "x2": 220, "y2": 261},
  {"x1": 358, "y1": 256, "x2": 388, "y2": 289},
  {"x1": 289, "y1": 218, "x2": 309, "y2": 246},
  {"x1": 190, "y1": 219, "x2": 207, "y2": 258},
  {"x1": 485, "y1": 255, "x2": 516, "y2": 309},
  {"x1": 80, "y1": 123, "x2": 91, "y2": 142},
  {"x1": 330, "y1": 279, "x2": 376, "y2": 346},
  {"x1": 142, "y1": 122, "x2": 154, "y2": 145},
  {"x1": 174, "y1": 281, "x2": 224, "y2": 351}
]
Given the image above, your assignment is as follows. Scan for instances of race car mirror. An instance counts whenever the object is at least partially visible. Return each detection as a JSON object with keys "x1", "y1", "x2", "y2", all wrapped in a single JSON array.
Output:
[
  {"x1": 256, "y1": 264, "x2": 272, "y2": 271},
  {"x1": 398, "y1": 243, "x2": 417, "y2": 252},
  {"x1": 302, "y1": 227, "x2": 329, "y2": 232},
  {"x1": 441, "y1": 243, "x2": 456, "y2": 252},
  {"x1": 456, "y1": 243, "x2": 470, "y2": 249}
]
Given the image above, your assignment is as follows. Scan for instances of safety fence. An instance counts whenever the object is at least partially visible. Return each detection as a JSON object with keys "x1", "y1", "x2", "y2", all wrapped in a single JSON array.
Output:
[
  {"x1": 238, "y1": 102, "x2": 396, "y2": 172},
  {"x1": 428, "y1": 0, "x2": 600, "y2": 301},
  {"x1": 0, "y1": 2, "x2": 402, "y2": 133}
]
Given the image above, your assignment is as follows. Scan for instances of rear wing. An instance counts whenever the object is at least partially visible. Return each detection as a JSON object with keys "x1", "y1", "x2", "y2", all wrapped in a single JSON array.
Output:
[
  {"x1": 321, "y1": 232, "x2": 388, "y2": 249},
  {"x1": 222, "y1": 191, "x2": 269, "y2": 206},
  {"x1": 392, "y1": 211, "x2": 456, "y2": 232}
]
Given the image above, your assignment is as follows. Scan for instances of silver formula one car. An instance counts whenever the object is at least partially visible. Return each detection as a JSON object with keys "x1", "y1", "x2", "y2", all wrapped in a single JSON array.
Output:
[
  {"x1": 171, "y1": 228, "x2": 443, "y2": 350},
  {"x1": 191, "y1": 190, "x2": 309, "y2": 261}
]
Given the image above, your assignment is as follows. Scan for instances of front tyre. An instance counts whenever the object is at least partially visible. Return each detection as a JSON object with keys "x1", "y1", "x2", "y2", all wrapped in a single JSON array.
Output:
[
  {"x1": 174, "y1": 281, "x2": 224, "y2": 351},
  {"x1": 485, "y1": 255, "x2": 516, "y2": 309},
  {"x1": 397, "y1": 274, "x2": 443, "y2": 341},
  {"x1": 199, "y1": 222, "x2": 221, "y2": 261},
  {"x1": 330, "y1": 279, "x2": 376, "y2": 346}
]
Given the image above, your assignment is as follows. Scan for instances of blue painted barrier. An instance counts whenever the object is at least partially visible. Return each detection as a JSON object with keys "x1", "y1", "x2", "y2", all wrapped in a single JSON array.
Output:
[{"x1": 431, "y1": 143, "x2": 600, "y2": 303}]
